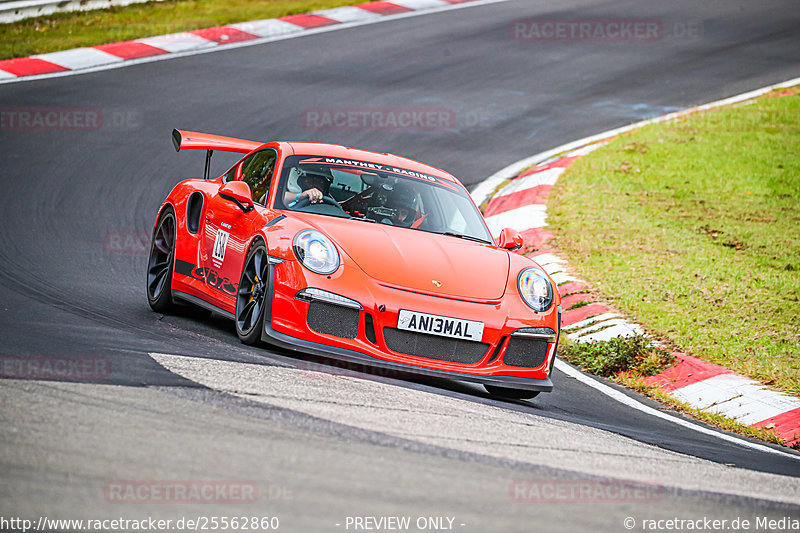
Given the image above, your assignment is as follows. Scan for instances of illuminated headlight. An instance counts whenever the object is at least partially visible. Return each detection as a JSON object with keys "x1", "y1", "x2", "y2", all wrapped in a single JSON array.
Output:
[
  {"x1": 517, "y1": 268, "x2": 554, "y2": 312},
  {"x1": 293, "y1": 229, "x2": 340, "y2": 275}
]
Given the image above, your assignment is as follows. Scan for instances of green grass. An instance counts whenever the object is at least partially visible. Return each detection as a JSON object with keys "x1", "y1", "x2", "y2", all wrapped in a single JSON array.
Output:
[
  {"x1": 0, "y1": 0, "x2": 369, "y2": 60},
  {"x1": 549, "y1": 89, "x2": 800, "y2": 395},
  {"x1": 559, "y1": 335, "x2": 675, "y2": 377}
]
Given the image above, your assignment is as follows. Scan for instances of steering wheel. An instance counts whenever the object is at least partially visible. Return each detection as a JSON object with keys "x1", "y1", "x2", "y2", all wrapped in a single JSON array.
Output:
[
  {"x1": 340, "y1": 186, "x2": 375, "y2": 211},
  {"x1": 292, "y1": 195, "x2": 341, "y2": 209}
]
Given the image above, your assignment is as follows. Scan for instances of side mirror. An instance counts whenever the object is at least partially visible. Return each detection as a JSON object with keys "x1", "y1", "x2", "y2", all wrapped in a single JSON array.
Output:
[
  {"x1": 219, "y1": 181, "x2": 254, "y2": 213},
  {"x1": 497, "y1": 228, "x2": 523, "y2": 251}
]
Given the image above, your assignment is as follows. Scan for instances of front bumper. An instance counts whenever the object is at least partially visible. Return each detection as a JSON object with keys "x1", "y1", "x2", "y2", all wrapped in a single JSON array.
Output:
[{"x1": 261, "y1": 259, "x2": 558, "y2": 393}]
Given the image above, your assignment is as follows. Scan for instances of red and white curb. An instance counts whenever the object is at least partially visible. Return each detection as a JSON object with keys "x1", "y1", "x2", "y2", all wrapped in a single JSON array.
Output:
[
  {"x1": 473, "y1": 77, "x2": 800, "y2": 447},
  {"x1": 0, "y1": 0, "x2": 491, "y2": 83}
]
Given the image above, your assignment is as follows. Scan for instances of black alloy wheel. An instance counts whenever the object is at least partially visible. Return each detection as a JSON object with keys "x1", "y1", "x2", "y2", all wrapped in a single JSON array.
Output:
[
  {"x1": 147, "y1": 208, "x2": 177, "y2": 312},
  {"x1": 236, "y1": 242, "x2": 270, "y2": 345}
]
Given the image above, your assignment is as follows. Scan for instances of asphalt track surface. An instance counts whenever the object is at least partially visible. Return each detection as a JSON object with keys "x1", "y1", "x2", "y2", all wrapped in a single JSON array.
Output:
[{"x1": 2, "y1": 0, "x2": 800, "y2": 530}]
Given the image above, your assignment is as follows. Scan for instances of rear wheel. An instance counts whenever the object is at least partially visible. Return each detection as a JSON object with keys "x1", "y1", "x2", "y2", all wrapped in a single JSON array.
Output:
[
  {"x1": 236, "y1": 241, "x2": 270, "y2": 345},
  {"x1": 147, "y1": 208, "x2": 177, "y2": 313},
  {"x1": 484, "y1": 384, "x2": 540, "y2": 400}
]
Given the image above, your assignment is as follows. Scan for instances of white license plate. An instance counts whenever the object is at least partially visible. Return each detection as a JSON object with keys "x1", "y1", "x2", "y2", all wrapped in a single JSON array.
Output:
[{"x1": 397, "y1": 310, "x2": 484, "y2": 342}]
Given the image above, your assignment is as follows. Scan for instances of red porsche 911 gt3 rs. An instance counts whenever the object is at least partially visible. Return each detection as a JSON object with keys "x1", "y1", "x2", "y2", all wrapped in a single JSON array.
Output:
[{"x1": 147, "y1": 129, "x2": 561, "y2": 399}]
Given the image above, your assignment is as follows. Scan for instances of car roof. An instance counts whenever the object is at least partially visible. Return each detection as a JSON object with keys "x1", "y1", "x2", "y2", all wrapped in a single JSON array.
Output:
[{"x1": 280, "y1": 141, "x2": 459, "y2": 184}]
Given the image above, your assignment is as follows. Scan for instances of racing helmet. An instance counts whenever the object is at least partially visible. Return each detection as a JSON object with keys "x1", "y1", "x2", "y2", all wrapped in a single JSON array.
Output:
[
  {"x1": 387, "y1": 183, "x2": 418, "y2": 224},
  {"x1": 297, "y1": 168, "x2": 333, "y2": 195}
]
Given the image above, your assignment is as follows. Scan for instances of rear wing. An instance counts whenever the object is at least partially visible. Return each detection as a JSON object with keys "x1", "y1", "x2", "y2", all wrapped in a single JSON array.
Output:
[{"x1": 172, "y1": 128, "x2": 264, "y2": 179}]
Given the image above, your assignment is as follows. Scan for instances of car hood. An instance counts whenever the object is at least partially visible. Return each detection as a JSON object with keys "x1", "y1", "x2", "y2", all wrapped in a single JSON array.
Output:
[{"x1": 300, "y1": 216, "x2": 510, "y2": 301}]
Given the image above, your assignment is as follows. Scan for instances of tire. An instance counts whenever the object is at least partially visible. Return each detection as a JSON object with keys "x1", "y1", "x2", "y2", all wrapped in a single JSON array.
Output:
[
  {"x1": 147, "y1": 207, "x2": 178, "y2": 313},
  {"x1": 484, "y1": 384, "x2": 540, "y2": 400},
  {"x1": 235, "y1": 241, "x2": 270, "y2": 345}
]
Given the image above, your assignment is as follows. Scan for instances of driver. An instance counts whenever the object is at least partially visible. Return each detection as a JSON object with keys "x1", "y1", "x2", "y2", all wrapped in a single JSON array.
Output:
[
  {"x1": 385, "y1": 183, "x2": 418, "y2": 227},
  {"x1": 285, "y1": 168, "x2": 333, "y2": 207}
]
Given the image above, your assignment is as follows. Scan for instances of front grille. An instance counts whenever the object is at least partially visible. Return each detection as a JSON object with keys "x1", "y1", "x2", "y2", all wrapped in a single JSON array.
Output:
[
  {"x1": 307, "y1": 301, "x2": 359, "y2": 339},
  {"x1": 503, "y1": 337, "x2": 549, "y2": 368},
  {"x1": 383, "y1": 327, "x2": 489, "y2": 364}
]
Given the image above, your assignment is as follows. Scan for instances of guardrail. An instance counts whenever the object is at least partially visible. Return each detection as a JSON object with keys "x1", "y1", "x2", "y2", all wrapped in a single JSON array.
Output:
[{"x1": 0, "y1": 0, "x2": 160, "y2": 23}]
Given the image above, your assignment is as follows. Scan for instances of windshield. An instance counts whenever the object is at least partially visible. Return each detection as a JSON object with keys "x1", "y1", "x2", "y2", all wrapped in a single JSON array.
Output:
[{"x1": 275, "y1": 155, "x2": 493, "y2": 243}]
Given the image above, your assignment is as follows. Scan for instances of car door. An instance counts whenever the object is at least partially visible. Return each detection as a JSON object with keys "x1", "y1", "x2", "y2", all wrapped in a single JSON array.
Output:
[{"x1": 202, "y1": 149, "x2": 277, "y2": 311}]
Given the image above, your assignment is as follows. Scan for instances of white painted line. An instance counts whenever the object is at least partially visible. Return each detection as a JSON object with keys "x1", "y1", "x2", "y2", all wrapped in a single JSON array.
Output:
[
  {"x1": 1, "y1": 0, "x2": 520, "y2": 85},
  {"x1": 562, "y1": 312, "x2": 621, "y2": 331},
  {"x1": 554, "y1": 359, "x2": 800, "y2": 461},
  {"x1": 570, "y1": 322, "x2": 643, "y2": 343},
  {"x1": 228, "y1": 18, "x2": 305, "y2": 38},
  {"x1": 494, "y1": 167, "x2": 565, "y2": 197},
  {"x1": 312, "y1": 6, "x2": 382, "y2": 22},
  {"x1": 565, "y1": 142, "x2": 607, "y2": 158},
  {"x1": 137, "y1": 33, "x2": 218, "y2": 53},
  {"x1": 35, "y1": 48, "x2": 124, "y2": 69},
  {"x1": 0, "y1": 70, "x2": 17, "y2": 79},
  {"x1": 484, "y1": 204, "x2": 546, "y2": 236}
]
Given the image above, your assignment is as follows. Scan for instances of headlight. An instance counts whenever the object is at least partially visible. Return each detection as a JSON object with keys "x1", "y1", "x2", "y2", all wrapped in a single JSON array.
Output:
[
  {"x1": 517, "y1": 267, "x2": 554, "y2": 312},
  {"x1": 293, "y1": 230, "x2": 339, "y2": 275}
]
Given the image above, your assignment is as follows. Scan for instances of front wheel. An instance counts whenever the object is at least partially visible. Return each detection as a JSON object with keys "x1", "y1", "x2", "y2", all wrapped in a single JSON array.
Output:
[
  {"x1": 484, "y1": 384, "x2": 540, "y2": 400},
  {"x1": 147, "y1": 208, "x2": 177, "y2": 313},
  {"x1": 235, "y1": 241, "x2": 270, "y2": 345}
]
